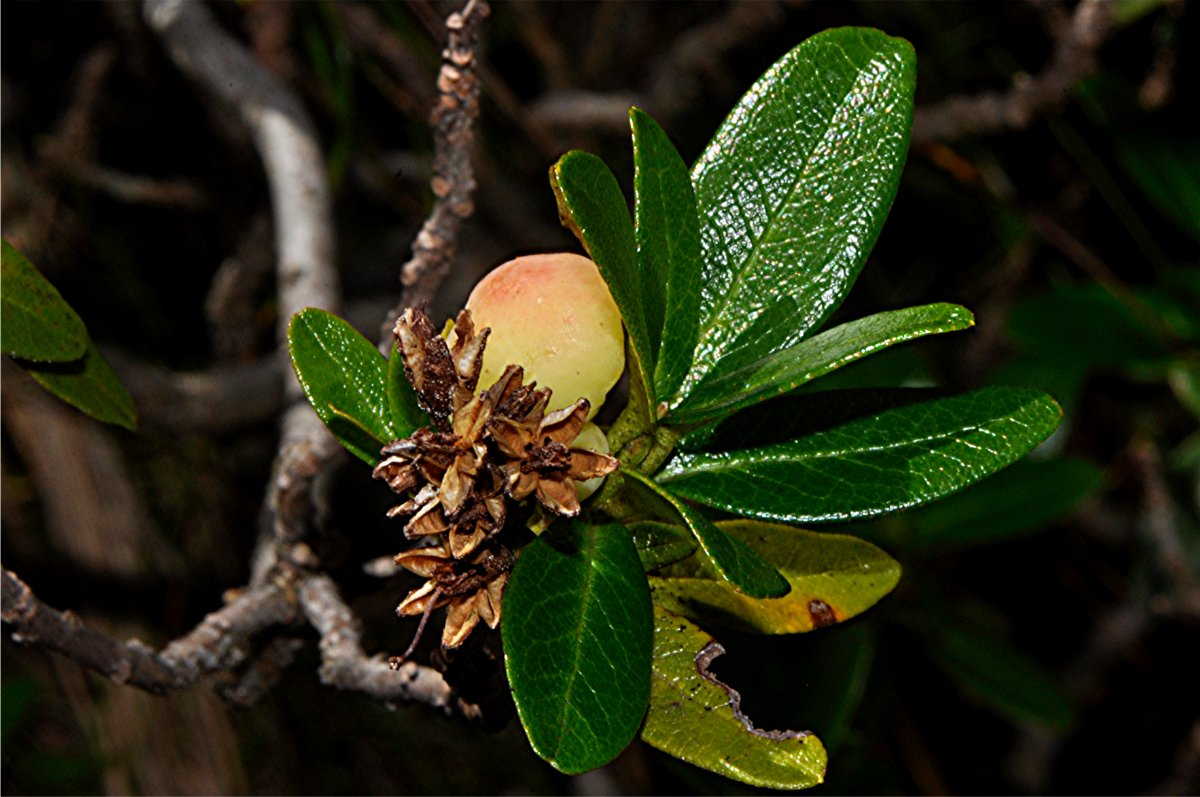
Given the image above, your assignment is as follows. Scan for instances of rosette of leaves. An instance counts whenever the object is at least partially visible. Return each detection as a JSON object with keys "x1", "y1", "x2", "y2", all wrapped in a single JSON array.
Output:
[{"x1": 287, "y1": 27, "x2": 1062, "y2": 790}]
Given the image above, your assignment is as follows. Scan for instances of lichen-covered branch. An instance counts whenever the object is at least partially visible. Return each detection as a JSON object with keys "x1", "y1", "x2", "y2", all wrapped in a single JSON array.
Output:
[
  {"x1": 383, "y1": 0, "x2": 489, "y2": 341},
  {"x1": 911, "y1": 0, "x2": 1113, "y2": 143}
]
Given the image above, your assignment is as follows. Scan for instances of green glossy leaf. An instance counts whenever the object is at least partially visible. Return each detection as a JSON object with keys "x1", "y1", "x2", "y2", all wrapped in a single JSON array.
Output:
[
  {"x1": 23, "y1": 341, "x2": 137, "y2": 430},
  {"x1": 629, "y1": 520, "x2": 699, "y2": 571},
  {"x1": 926, "y1": 626, "x2": 1076, "y2": 730},
  {"x1": 387, "y1": 343, "x2": 428, "y2": 436},
  {"x1": 671, "y1": 28, "x2": 916, "y2": 411},
  {"x1": 671, "y1": 303, "x2": 974, "y2": 424},
  {"x1": 651, "y1": 520, "x2": 900, "y2": 634},
  {"x1": 898, "y1": 458, "x2": 1104, "y2": 551},
  {"x1": 659, "y1": 387, "x2": 1063, "y2": 523},
  {"x1": 631, "y1": 108, "x2": 702, "y2": 405},
  {"x1": 622, "y1": 469, "x2": 790, "y2": 599},
  {"x1": 683, "y1": 387, "x2": 940, "y2": 454},
  {"x1": 287, "y1": 308, "x2": 393, "y2": 465},
  {"x1": 1, "y1": 240, "x2": 88, "y2": 362},
  {"x1": 642, "y1": 607, "x2": 827, "y2": 789},
  {"x1": 550, "y1": 150, "x2": 655, "y2": 426},
  {"x1": 503, "y1": 519, "x2": 653, "y2": 774}
]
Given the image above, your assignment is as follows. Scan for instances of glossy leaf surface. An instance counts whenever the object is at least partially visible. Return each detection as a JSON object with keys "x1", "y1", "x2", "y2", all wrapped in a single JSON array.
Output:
[
  {"x1": 631, "y1": 108, "x2": 702, "y2": 404},
  {"x1": 622, "y1": 470, "x2": 789, "y2": 598},
  {"x1": 24, "y1": 341, "x2": 137, "y2": 430},
  {"x1": 671, "y1": 28, "x2": 916, "y2": 410},
  {"x1": 642, "y1": 607, "x2": 827, "y2": 789},
  {"x1": 1, "y1": 240, "x2": 88, "y2": 362},
  {"x1": 671, "y1": 303, "x2": 974, "y2": 423},
  {"x1": 503, "y1": 519, "x2": 653, "y2": 774},
  {"x1": 550, "y1": 150, "x2": 655, "y2": 424},
  {"x1": 287, "y1": 308, "x2": 393, "y2": 465},
  {"x1": 651, "y1": 520, "x2": 900, "y2": 633},
  {"x1": 659, "y1": 388, "x2": 1062, "y2": 523},
  {"x1": 629, "y1": 520, "x2": 699, "y2": 571}
]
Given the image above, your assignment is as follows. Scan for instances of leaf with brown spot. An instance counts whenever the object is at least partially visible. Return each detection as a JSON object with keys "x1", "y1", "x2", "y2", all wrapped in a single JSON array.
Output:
[{"x1": 650, "y1": 520, "x2": 900, "y2": 634}]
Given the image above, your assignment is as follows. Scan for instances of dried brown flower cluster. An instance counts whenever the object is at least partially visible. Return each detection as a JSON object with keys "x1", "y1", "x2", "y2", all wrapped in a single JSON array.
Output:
[{"x1": 375, "y1": 307, "x2": 619, "y2": 650}]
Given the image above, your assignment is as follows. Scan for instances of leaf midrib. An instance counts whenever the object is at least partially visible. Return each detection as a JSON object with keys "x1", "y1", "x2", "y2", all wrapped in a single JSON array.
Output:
[
  {"x1": 551, "y1": 527, "x2": 599, "y2": 762},
  {"x1": 664, "y1": 416, "x2": 1025, "y2": 477},
  {"x1": 686, "y1": 41, "x2": 869, "y2": 394},
  {"x1": 305, "y1": 315, "x2": 388, "y2": 432}
]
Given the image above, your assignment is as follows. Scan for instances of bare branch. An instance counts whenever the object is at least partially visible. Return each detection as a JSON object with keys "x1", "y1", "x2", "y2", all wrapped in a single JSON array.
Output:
[
  {"x1": 912, "y1": 0, "x2": 1114, "y2": 144},
  {"x1": 142, "y1": 0, "x2": 344, "y2": 580},
  {"x1": 297, "y1": 574, "x2": 481, "y2": 719},
  {"x1": 143, "y1": 0, "x2": 340, "y2": 353},
  {"x1": 529, "y1": 90, "x2": 643, "y2": 136},
  {"x1": 106, "y1": 352, "x2": 283, "y2": 435},
  {"x1": 383, "y1": 0, "x2": 490, "y2": 343},
  {"x1": 2, "y1": 568, "x2": 293, "y2": 696}
]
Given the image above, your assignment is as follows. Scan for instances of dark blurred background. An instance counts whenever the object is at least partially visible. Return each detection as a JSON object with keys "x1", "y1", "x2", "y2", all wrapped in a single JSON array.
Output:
[{"x1": 2, "y1": 1, "x2": 1197, "y2": 794}]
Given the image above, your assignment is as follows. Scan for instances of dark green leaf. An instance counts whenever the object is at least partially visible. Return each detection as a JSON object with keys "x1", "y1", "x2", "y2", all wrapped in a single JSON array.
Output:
[
  {"x1": 683, "y1": 387, "x2": 941, "y2": 454},
  {"x1": 550, "y1": 150, "x2": 655, "y2": 426},
  {"x1": 670, "y1": 28, "x2": 916, "y2": 412},
  {"x1": 1142, "y1": 269, "x2": 1200, "y2": 343},
  {"x1": 786, "y1": 622, "x2": 876, "y2": 750},
  {"x1": 926, "y1": 626, "x2": 1076, "y2": 730},
  {"x1": 629, "y1": 520, "x2": 699, "y2": 571},
  {"x1": 642, "y1": 607, "x2": 827, "y2": 789},
  {"x1": 651, "y1": 520, "x2": 900, "y2": 633},
  {"x1": 1114, "y1": 130, "x2": 1200, "y2": 240},
  {"x1": 622, "y1": 469, "x2": 790, "y2": 598},
  {"x1": 23, "y1": 341, "x2": 137, "y2": 430},
  {"x1": 1, "y1": 240, "x2": 88, "y2": 362},
  {"x1": 503, "y1": 519, "x2": 653, "y2": 774},
  {"x1": 670, "y1": 303, "x2": 974, "y2": 424},
  {"x1": 630, "y1": 108, "x2": 701, "y2": 405},
  {"x1": 898, "y1": 458, "x2": 1103, "y2": 551},
  {"x1": 387, "y1": 343, "x2": 429, "y2": 436},
  {"x1": 1008, "y1": 282, "x2": 1169, "y2": 368},
  {"x1": 287, "y1": 308, "x2": 394, "y2": 465},
  {"x1": 659, "y1": 387, "x2": 1063, "y2": 523}
]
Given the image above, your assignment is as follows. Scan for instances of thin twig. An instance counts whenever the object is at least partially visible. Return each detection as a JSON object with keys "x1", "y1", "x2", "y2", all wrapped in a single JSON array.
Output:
[
  {"x1": 382, "y1": 0, "x2": 490, "y2": 344},
  {"x1": 912, "y1": 0, "x2": 1114, "y2": 144},
  {"x1": 1, "y1": 568, "x2": 293, "y2": 696},
  {"x1": 297, "y1": 574, "x2": 479, "y2": 719}
]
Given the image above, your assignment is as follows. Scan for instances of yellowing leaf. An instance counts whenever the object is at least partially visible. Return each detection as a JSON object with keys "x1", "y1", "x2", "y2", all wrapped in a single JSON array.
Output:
[
  {"x1": 642, "y1": 607, "x2": 827, "y2": 789},
  {"x1": 650, "y1": 521, "x2": 900, "y2": 634}
]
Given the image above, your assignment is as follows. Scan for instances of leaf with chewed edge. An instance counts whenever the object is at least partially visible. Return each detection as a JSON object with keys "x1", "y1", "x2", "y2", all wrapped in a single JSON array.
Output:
[{"x1": 642, "y1": 607, "x2": 827, "y2": 789}]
